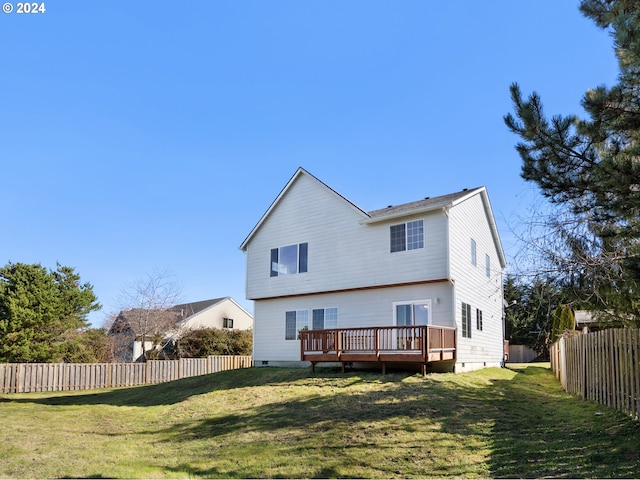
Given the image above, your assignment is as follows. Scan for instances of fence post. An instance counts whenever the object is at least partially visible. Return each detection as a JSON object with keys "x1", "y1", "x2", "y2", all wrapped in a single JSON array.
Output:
[{"x1": 582, "y1": 334, "x2": 587, "y2": 399}]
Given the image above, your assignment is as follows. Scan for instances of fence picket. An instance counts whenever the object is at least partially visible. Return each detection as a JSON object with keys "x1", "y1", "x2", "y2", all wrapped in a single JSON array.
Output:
[
  {"x1": 0, "y1": 356, "x2": 253, "y2": 394},
  {"x1": 634, "y1": 329, "x2": 640, "y2": 420},
  {"x1": 552, "y1": 329, "x2": 639, "y2": 422}
]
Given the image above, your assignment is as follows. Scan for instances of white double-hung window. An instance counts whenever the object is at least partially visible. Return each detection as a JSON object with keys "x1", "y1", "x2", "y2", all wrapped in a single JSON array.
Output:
[
  {"x1": 285, "y1": 310, "x2": 309, "y2": 340},
  {"x1": 312, "y1": 307, "x2": 338, "y2": 330}
]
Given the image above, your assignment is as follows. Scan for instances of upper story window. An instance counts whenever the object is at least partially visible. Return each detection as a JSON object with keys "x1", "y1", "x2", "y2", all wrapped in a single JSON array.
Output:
[
  {"x1": 390, "y1": 220, "x2": 424, "y2": 253},
  {"x1": 485, "y1": 254, "x2": 491, "y2": 278},
  {"x1": 270, "y1": 243, "x2": 308, "y2": 277},
  {"x1": 223, "y1": 317, "x2": 234, "y2": 329},
  {"x1": 471, "y1": 239, "x2": 477, "y2": 266}
]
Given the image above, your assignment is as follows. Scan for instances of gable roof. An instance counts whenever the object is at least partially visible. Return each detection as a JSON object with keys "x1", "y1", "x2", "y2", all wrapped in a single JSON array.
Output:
[
  {"x1": 239, "y1": 169, "x2": 506, "y2": 268},
  {"x1": 239, "y1": 167, "x2": 369, "y2": 251},
  {"x1": 109, "y1": 297, "x2": 245, "y2": 337},
  {"x1": 172, "y1": 297, "x2": 226, "y2": 319},
  {"x1": 366, "y1": 187, "x2": 484, "y2": 221},
  {"x1": 364, "y1": 186, "x2": 506, "y2": 268}
]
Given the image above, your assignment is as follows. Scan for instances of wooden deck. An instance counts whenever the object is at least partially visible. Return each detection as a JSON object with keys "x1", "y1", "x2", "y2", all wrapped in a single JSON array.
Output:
[{"x1": 300, "y1": 325, "x2": 456, "y2": 374}]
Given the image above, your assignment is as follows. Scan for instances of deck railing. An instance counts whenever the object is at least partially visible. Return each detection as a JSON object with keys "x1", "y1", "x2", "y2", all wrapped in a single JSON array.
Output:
[{"x1": 300, "y1": 325, "x2": 456, "y2": 371}]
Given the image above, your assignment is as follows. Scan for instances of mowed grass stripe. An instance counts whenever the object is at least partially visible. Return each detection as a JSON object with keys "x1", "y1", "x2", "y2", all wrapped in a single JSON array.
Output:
[{"x1": 1, "y1": 365, "x2": 639, "y2": 478}]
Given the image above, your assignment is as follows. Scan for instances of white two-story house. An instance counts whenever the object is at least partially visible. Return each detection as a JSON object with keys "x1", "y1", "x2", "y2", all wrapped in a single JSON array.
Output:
[{"x1": 240, "y1": 168, "x2": 507, "y2": 373}]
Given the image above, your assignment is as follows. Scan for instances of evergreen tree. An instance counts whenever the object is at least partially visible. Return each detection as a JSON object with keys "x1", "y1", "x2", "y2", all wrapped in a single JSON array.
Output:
[
  {"x1": 0, "y1": 262, "x2": 101, "y2": 362},
  {"x1": 551, "y1": 304, "x2": 576, "y2": 343},
  {"x1": 504, "y1": 0, "x2": 640, "y2": 324}
]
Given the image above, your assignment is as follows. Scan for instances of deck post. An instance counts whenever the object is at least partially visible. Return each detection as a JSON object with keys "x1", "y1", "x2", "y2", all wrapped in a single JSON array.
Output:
[
  {"x1": 422, "y1": 326, "x2": 427, "y2": 362},
  {"x1": 375, "y1": 327, "x2": 379, "y2": 354}
]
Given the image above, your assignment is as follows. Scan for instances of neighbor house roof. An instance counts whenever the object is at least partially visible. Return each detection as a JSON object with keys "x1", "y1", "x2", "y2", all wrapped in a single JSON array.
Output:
[
  {"x1": 109, "y1": 297, "x2": 234, "y2": 338},
  {"x1": 172, "y1": 297, "x2": 226, "y2": 319}
]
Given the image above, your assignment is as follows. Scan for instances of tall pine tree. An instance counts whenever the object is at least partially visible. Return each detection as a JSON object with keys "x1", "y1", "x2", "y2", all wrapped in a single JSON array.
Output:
[
  {"x1": 505, "y1": 0, "x2": 640, "y2": 325},
  {"x1": 0, "y1": 262, "x2": 101, "y2": 362}
]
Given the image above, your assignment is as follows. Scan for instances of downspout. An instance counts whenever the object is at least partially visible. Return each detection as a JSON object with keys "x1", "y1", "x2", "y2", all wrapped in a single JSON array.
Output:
[
  {"x1": 501, "y1": 280, "x2": 506, "y2": 367},
  {"x1": 443, "y1": 205, "x2": 456, "y2": 328},
  {"x1": 443, "y1": 205, "x2": 451, "y2": 282},
  {"x1": 443, "y1": 204, "x2": 457, "y2": 371}
]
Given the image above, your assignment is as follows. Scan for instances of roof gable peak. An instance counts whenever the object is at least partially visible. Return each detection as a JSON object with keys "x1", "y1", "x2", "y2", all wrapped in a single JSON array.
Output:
[{"x1": 239, "y1": 167, "x2": 368, "y2": 250}]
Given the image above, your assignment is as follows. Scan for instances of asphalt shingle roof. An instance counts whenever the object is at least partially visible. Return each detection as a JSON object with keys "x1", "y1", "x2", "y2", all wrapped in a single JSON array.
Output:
[{"x1": 367, "y1": 187, "x2": 483, "y2": 219}]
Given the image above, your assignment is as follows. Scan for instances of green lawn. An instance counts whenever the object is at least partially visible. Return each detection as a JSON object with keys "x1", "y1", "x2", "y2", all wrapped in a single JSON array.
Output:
[{"x1": 1, "y1": 364, "x2": 639, "y2": 478}]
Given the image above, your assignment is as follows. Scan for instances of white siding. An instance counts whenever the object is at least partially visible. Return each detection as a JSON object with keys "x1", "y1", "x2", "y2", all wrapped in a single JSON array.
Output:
[
  {"x1": 176, "y1": 299, "x2": 252, "y2": 335},
  {"x1": 448, "y1": 193, "x2": 504, "y2": 369},
  {"x1": 253, "y1": 283, "x2": 454, "y2": 363},
  {"x1": 244, "y1": 172, "x2": 449, "y2": 300},
  {"x1": 244, "y1": 171, "x2": 506, "y2": 371},
  {"x1": 165, "y1": 298, "x2": 254, "y2": 341}
]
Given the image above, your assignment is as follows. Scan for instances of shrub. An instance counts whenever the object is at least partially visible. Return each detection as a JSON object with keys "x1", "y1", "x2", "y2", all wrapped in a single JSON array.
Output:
[
  {"x1": 551, "y1": 304, "x2": 575, "y2": 343},
  {"x1": 176, "y1": 328, "x2": 252, "y2": 357}
]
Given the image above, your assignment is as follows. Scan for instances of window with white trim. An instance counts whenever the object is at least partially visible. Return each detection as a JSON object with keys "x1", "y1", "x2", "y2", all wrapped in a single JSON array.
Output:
[
  {"x1": 394, "y1": 301, "x2": 430, "y2": 326},
  {"x1": 476, "y1": 308, "x2": 483, "y2": 331},
  {"x1": 390, "y1": 220, "x2": 424, "y2": 253},
  {"x1": 471, "y1": 239, "x2": 477, "y2": 266},
  {"x1": 485, "y1": 254, "x2": 491, "y2": 278},
  {"x1": 271, "y1": 243, "x2": 308, "y2": 277},
  {"x1": 223, "y1": 317, "x2": 234, "y2": 329},
  {"x1": 462, "y1": 302, "x2": 472, "y2": 338},
  {"x1": 312, "y1": 307, "x2": 338, "y2": 330},
  {"x1": 285, "y1": 310, "x2": 309, "y2": 340}
]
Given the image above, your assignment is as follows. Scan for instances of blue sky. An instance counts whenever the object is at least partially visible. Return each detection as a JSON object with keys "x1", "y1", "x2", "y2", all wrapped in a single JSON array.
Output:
[{"x1": 1, "y1": 1, "x2": 619, "y2": 327}]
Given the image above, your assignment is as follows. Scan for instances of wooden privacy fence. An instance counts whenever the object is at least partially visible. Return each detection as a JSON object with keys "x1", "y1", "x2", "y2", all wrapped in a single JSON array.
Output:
[
  {"x1": 550, "y1": 329, "x2": 640, "y2": 421},
  {"x1": 0, "y1": 355, "x2": 253, "y2": 394}
]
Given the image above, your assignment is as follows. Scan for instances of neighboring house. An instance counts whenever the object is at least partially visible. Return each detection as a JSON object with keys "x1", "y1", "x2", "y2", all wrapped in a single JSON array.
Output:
[
  {"x1": 240, "y1": 168, "x2": 507, "y2": 373},
  {"x1": 574, "y1": 310, "x2": 625, "y2": 333},
  {"x1": 575, "y1": 310, "x2": 598, "y2": 334},
  {"x1": 109, "y1": 297, "x2": 254, "y2": 361}
]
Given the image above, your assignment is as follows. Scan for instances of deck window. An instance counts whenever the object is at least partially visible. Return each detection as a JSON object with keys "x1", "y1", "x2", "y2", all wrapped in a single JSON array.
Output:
[
  {"x1": 462, "y1": 302, "x2": 472, "y2": 338},
  {"x1": 312, "y1": 307, "x2": 338, "y2": 330},
  {"x1": 390, "y1": 220, "x2": 424, "y2": 252},
  {"x1": 271, "y1": 243, "x2": 308, "y2": 277},
  {"x1": 394, "y1": 301, "x2": 430, "y2": 326},
  {"x1": 285, "y1": 310, "x2": 309, "y2": 340}
]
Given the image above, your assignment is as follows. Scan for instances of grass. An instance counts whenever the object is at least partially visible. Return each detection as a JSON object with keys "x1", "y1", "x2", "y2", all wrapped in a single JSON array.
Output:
[{"x1": 1, "y1": 364, "x2": 639, "y2": 478}]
